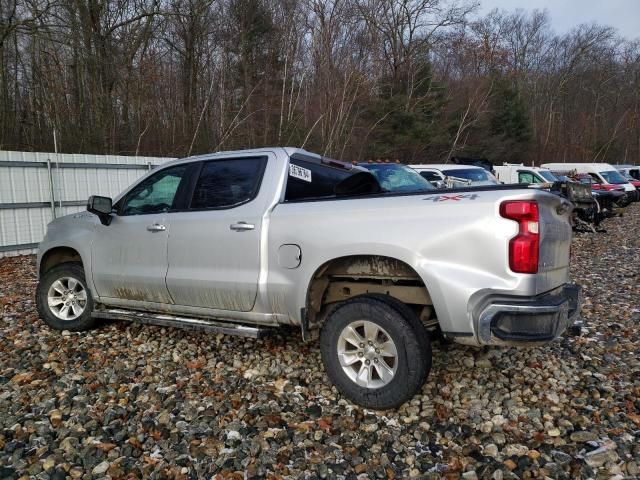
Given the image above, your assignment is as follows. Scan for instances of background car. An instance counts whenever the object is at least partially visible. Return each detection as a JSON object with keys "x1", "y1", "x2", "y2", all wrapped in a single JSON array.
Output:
[
  {"x1": 410, "y1": 164, "x2": 500, "y2": 188},
  {"x1": 358, "y1": 162, "x2": 435, "y2": 193},
  {"x1": 493, "y1": 164, "x2": 559, "y2": 185},
  {"x1": 615, "y1": 165, "x2": 640, "y2": 181},
  {"x1": 542, "y1": 162, "x2": 638, "y2": 201}
]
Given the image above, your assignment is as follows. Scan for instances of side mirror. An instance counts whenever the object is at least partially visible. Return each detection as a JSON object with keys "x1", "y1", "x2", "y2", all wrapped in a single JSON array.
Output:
[
  {"x1": 87, "y1": 195, "x2": 113, "y2": 225},
  {"x1": 434, "y1": 180, "x2": 446, "y2": 189}
]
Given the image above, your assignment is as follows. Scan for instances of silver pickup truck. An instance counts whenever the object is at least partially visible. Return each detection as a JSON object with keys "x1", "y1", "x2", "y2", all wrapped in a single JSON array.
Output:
[{"x1": 36, "y1": 148, "x2": 582, "y2": 409}]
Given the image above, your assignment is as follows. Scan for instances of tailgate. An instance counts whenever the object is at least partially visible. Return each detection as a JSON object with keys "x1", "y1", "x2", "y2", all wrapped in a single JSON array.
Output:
[{"x1": 536, "y1": 194, "x2": 573, "y2": 292}]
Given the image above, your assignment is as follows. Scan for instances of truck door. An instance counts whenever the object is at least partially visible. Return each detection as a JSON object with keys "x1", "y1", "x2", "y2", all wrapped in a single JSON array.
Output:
[
  {"x1": 91, "y1": 164, "x2": 191, "y2": 303},
  {"x1": 165, "y1": 156, "x2": 268, "y2": 311}
]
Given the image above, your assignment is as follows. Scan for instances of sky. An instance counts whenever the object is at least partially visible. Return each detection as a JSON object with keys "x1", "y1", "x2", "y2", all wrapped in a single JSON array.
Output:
[{"x1": 478, "y1": 0, "x2": 640, "y2": 40}]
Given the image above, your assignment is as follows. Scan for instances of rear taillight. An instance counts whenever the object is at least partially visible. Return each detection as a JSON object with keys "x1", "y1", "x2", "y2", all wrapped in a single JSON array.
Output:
[{"x1": 500, "y1": 200, "x2": 539, "y2": 274}]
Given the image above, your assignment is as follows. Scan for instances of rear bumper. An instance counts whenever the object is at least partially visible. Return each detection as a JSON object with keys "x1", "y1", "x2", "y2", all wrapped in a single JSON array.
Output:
[{"x1": 477, "y1": 283, "x2": 582, "y2": 345}]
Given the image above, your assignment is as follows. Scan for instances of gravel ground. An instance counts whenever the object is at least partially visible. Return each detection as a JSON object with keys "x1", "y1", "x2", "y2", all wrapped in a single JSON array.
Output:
[{"x1": 0, "y1": 206, "x2": 639, "y2": 480}]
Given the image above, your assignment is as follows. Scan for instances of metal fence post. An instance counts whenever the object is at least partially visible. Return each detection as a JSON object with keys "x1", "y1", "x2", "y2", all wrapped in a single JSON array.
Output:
[{"x1": 46, "y1": 158, "x2": 57, "y2": 219}]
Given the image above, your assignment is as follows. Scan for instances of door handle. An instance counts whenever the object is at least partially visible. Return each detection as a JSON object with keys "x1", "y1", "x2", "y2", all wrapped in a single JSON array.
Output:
[
  {"x1": 230, "y1": 222, "x2": 255, "y2": 231},
  {"x1": 146, "y1": 223, "x2": 166, "y2": 232}
]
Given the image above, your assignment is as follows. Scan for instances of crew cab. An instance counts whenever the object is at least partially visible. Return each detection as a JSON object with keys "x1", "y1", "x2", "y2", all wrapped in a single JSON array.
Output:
[{"x1": 36, "y1": 148, "x2": 582, "y2": 409}]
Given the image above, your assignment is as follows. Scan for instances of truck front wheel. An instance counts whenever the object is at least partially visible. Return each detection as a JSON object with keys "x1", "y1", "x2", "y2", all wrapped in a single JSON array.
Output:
[
  {"x1": 320, "y1": 294, "x2": 431, "y2": 409},
  {"x1": 36, "y1": 262, "x2": 97, "y2": 331}
]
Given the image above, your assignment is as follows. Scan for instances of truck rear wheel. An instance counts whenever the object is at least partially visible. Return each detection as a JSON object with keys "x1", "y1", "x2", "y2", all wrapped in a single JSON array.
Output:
[
  {"x1": 36, "y1": 262, "x2": 97, "y2": 331},
  {"x1": 320, "y1": 294, "x2": 431, "y2": 409}
]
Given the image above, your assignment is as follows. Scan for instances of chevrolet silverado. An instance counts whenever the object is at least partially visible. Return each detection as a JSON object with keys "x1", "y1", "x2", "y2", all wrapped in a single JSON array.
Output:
[{"x1": 36, "y1": 148, "x2": 582, "y2": 409}]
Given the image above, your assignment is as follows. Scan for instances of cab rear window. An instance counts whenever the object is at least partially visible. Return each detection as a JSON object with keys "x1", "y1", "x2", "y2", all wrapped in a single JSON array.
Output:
[{"x1": 285, "y1": 159, "x2": 353, "y2": 201}]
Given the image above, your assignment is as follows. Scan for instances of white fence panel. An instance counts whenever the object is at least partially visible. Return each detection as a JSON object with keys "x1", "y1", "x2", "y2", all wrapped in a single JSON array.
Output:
[{"x1": 0, "y1": 150, "x2": 175, "y2": 257}]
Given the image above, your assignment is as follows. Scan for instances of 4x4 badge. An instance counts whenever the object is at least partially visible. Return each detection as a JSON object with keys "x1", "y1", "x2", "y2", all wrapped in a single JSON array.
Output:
[{"x1": 425, "y1": 194, "x2": 479, "y2": 202}]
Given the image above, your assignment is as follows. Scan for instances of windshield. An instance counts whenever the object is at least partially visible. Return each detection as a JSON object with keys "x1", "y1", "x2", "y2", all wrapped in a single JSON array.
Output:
[
  {"x1": 362, "y1": 164, "x2": 435, "y2": 193},
  {"x1": 538, "y1": 170, "x2": 558, "y2": 182},
  {"x1": 599, "y1": 170, "x2": 628, "y2": 184},
  {"x1": 441, "y1": 168, "x2": 498, "y2": 184}
]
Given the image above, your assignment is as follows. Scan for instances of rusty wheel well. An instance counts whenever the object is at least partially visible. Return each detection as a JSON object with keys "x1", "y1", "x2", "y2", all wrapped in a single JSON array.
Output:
[
  {"x1": 39, "y1": 247, "x2": 83, "y2": 276},
  {"x1": 306, "y1": 255, "x2": 437, "y2": 332}
]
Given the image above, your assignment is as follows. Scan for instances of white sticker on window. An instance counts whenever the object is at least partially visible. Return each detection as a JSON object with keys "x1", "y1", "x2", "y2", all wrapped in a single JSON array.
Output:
[{"x1": 289, "y1": 164, "x2": 312, "y2": 182}]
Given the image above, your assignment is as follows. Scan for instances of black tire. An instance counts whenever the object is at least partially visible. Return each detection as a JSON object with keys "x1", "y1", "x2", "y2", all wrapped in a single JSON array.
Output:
[
  {"x1": 36, "y1": 262, "x2": 98, "y2": 331},
  {"x1": 320, "y1": 294, "x2": 432, "y2": 409}
]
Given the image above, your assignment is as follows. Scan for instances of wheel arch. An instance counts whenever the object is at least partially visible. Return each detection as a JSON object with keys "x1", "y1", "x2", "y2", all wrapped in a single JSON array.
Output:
[
  {"x1": 303, "y1": 254, "x2": 439, "y2": 335},
  {"x1": 39, "y1": 246, "x2": 84, "y2": 277}
]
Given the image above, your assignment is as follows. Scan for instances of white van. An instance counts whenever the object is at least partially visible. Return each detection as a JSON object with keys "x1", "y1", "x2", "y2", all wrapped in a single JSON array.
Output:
[
  {"x1": 616, "y1": 165, "x2": 640, "y2": 182},
  {"x1": 410, "y1": 164, "x2": 500, "y2": 187},
  {"x1": 541, "y1": 163, "x2": 637, "y2": 193},
  {"x1": 494, "y1": 164, "x2": 558, "y2": 185}
]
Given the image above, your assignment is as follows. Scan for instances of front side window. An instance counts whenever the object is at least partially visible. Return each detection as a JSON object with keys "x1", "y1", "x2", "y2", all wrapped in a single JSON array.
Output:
[
  {"x1": 121, "y1": 165, "x2": 188, "y2": 215},
  {"x1": 518, "y1": 171, "x2": 538, "y2": 184},
  {"x1": 190, "y1": 157, "x2": 266, "y2": 209}
]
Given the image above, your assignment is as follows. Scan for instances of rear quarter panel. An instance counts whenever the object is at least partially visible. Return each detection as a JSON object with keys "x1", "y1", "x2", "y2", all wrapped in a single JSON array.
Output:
[{"x1": 266, "y1": 189, "x2": 573, "y2": 341}]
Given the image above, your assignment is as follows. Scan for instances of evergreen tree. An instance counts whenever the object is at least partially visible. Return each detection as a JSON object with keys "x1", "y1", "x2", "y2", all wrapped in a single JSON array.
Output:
[
  {"x1": 365, "y1": 58, "x2": 447, "y2": 161},
  {"x1": 484, "y1": 74, "x2": 532, "y2": 163}
]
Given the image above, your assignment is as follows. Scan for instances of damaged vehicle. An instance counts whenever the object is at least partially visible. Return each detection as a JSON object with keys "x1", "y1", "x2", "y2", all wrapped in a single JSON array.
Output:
[
  {"x1": 564, "y1": 172, "x2": 631, "y2": 211},
  {"x1": 36, "y1": 148, "x2": 582, "y2": 409},
  {"x1": 547, "y1": 179, "x2": 607, "y2": 232}
]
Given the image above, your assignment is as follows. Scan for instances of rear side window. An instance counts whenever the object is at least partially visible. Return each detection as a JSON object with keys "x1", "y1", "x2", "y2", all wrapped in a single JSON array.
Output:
[
  {"x1": 190, "y1": 157, "x2": 266, "y2": 209},
  {"x1": 285, "y1": 159, "x2": 353, "y2": 201}
]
